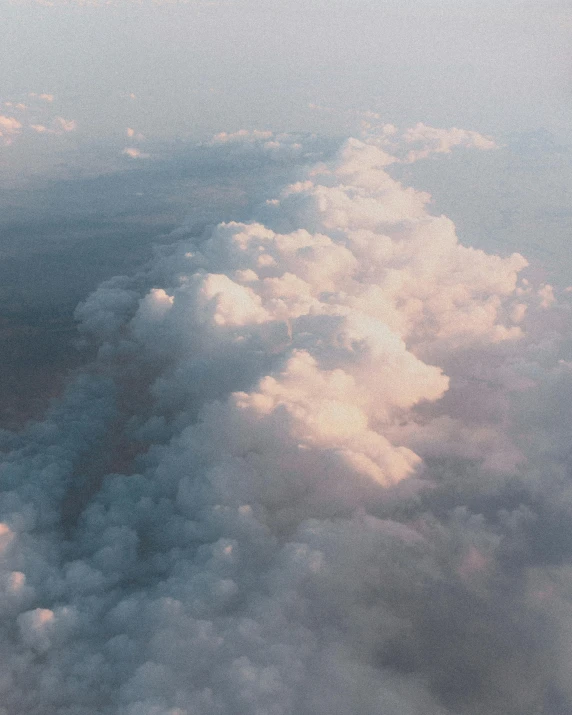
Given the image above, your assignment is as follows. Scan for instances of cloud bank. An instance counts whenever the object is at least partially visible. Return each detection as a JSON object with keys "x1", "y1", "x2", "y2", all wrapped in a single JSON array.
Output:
[{"x1": 1, "y1": 127, "x2": 571, "y2": 715}]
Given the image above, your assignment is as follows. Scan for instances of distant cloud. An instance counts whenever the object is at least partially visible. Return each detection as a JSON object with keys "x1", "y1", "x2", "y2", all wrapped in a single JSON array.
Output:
[
  {"x1": 308, "y1": 110, "x2": 498, "y2": 164},
  {"x1": 0, "y1": 115, "x2": 23, "y2": 144},
  {"x1": 28, "y1": 92, "x2": 55, "y2": 102},
  {"x1": 126, "y1": 127, "x2": 145, "y2": 140},
  {"x1": 0, "y1": 94, "x2": 75, "y2": 145},
  {"x1": 401, "y1": 122, "x2": 497, "y2": 161},
  {"x1": 53, "y1": 116, "x2": 76, "y2": 132},
  {"x1": 0, "y1": 115, "x2": 22, "y2": 133},
  {"x1": 210, "y1": 128, "x2": 274, "y2": 144},
  {"x1": 204, "y1": 129, "x2": 309, "y2": 161},
  {"x1": 121, "y1": 146, "x2": 150, "y2": 158},
  {"x1": 28, "y1": 117, "x2": 77, "y2": 135}
]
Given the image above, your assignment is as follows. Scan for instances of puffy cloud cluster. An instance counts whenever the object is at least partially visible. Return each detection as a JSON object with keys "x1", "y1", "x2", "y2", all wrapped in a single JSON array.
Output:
[
  {"x1": 1, "y1": 127, "x2": 572, "y2": 714},
  {"x1": 0, "y1": 95, "x2": 76, "y2": 144},
  {"x1": 205, "y1": 129, "x2": 309, "y2": 163},
  {"x1": 357, "y1": 121, "x2": 498, "y2": 164},
  {"x1": 30, "y1": 117, "x2": 77, "y2": 134}
]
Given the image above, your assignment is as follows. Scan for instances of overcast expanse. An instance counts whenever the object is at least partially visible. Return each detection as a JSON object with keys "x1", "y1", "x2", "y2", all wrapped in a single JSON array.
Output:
[{"x1": 1, "y1": 2, "x2": 572, "y2": 714}]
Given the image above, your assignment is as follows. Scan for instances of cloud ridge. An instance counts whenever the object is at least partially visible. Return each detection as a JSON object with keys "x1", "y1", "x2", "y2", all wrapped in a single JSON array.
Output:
[{"x1": 0, "y1": 129, "x2": 571, "y2": 715}]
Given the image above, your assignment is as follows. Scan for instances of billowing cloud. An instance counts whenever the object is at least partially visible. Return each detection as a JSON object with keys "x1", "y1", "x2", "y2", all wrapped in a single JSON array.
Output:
[{"x1": 0, "y1": 126, "x2": 571, "y2": 715}]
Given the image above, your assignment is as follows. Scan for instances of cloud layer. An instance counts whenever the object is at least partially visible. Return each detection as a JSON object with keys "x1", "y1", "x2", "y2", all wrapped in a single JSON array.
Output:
[{"x1": 1, "y1": 127, "x2": 571, "y2": 714}]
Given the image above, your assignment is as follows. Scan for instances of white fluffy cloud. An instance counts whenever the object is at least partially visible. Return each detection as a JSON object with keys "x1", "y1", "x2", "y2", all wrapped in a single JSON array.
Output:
[
  {"x1": 0, "y1": 126, "x2": 571, "y2": 714},
  {"x1": 356, "y1": 121, "x2": 498, "y2": 164}
]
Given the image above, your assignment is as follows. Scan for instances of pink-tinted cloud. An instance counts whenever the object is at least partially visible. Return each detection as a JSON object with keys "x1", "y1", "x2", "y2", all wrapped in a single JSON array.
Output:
[
  {"x1": 121, "y1": 146, "x2": 150, "y2": 158},
  {"x1": 0, "y1": 115, "x2": 23, "y2": 144},
  {"x1": 0, "y1": 125, "x2": 570, "y2": 715}
]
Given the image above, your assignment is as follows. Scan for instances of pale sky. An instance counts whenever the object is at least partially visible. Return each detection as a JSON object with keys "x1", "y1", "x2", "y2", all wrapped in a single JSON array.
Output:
[{"x1": 1, "y1": 0, "x2": 570, "y2": 142}]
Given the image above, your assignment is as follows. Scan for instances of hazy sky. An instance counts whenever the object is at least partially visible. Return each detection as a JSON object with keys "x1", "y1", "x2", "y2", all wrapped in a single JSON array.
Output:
[{"x1": 1, "y1": 0, "x2": 571, "y2": 142}]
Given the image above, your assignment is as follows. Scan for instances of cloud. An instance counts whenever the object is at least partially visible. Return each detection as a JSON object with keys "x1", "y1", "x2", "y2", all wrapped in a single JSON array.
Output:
[
  {"x1": 0, "y1": 126, "x2": 571, "y2": 714},
  {"x1": 53, "y1": 116, "x2": 77, "y2": 132},
  {"x1": 0, "y1": 95, "x2": 75, "y2": 145},
  {"x1": 29, "y1": 117, "x2": 77, "y2": 135},
  {"x1": 204, "y1": 129, "x2": 308, "y2": 162},
  {"x1": 126, "y1": 127, "x2": 145, "y2": 141},
  {"x1": 356, "y1": 121, "x2": 498, "y2": 164},
  {"x1": 400, "y1": 122, "x2": 497, "y2": 161},
  {"x1": 122, "y1": 147, "x2": 150, "y2": 159},
  {"x1": 0, "y1": 115, "x2": 23, "y2": 144},
  {"x1": 28, "y1": 93, "x2": 55, "y2": 102}
]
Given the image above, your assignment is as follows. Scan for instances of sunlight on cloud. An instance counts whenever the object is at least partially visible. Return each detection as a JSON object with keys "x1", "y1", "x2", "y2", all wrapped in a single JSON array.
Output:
[{"x1": 0, "y1": 125, "x2": 570, "y2": 714}]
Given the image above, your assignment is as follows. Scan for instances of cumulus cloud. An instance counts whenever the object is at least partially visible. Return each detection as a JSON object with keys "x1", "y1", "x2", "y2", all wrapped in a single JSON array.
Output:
[
  {"x1": 0, "y1": 126, "x2": 571, "y2": 715},
  {"x1": 399, "y1": 123, "x2": 497, "y2": 162},
  {"x1": 355, "y1": 121, "x2": 498, "y2": 164}
]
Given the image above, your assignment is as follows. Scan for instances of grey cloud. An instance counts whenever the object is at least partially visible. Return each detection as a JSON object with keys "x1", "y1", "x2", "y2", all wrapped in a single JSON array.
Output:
[{"x1": 0, "y1": 128, "x2": 571, "y2": 714}]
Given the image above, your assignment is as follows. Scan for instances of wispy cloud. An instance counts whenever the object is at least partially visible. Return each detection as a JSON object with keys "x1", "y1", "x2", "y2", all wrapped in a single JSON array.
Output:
[{"x1": 0, "y1": 94, "x2": 76, "y2": 144}]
